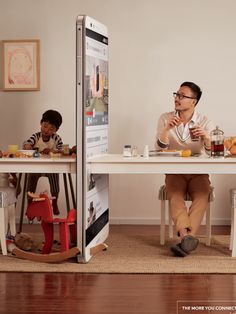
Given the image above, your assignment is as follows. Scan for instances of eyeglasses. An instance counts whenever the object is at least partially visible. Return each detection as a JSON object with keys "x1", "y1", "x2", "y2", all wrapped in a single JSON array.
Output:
[{"x1": 173, "y1": 92, "x2": 196, "y2": 100}]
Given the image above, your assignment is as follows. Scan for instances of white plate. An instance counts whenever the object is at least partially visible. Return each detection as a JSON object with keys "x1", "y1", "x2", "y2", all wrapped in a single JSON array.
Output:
[
  {"x1": 149, "y1": 151, "x2": 181, "y2": 157},
  {"x1": 17, "y1": 150, "x2": 36, "y2": 156}
]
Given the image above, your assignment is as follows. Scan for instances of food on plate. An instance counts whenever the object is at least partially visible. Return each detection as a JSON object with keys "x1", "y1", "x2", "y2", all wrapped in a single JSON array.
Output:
[
  {"x1": 230, "y1": 145, "x2": 236, "y2": 155},
  {"x1": 224, "y1": 138, "x2": 233, "y2": 149},
  {"x1": 160, "y1": 149, "x2": 177, "y2": 152},
  {"x1": 231, "y1": 137, "x2": 236, "y2": 145},
  {"x1": 224, "y1": 137, "x2": 236, "y2": 155},
  {"x1": 17, "y1": 150, "x2": 35, "y2": 157},
  {"x1": 1, "y1": 150, "x2": 35, "y2": 158},
  {"x1": 181, "y1": 149, "x2": 192, "y2": 157},
  {"x1": 2, "y1": 151, "x2": 9, "y2": 157},
  {"x1": 49, "y1": 151, "x2": 62, "y2": 158}
]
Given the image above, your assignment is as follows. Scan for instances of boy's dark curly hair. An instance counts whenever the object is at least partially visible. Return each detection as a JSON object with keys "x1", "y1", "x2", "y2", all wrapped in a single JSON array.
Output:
[{"x1": 41, "y1": 110, "x2": 62, "y2": 130}]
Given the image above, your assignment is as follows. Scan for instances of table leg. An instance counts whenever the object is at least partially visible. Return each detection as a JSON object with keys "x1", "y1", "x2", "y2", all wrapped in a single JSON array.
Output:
[
  {"x1": 68, "y1": 173, "x2": 76, "y2": 208},
  {"x1": 63, "y1": 173, "x2": 70, "y2": 212},
  {"x1": 15, "y1": 173, "x2": 22, "y2": 197},
  {"x1": 18, "y1": 173, "x2": 28, "y2": 233}
]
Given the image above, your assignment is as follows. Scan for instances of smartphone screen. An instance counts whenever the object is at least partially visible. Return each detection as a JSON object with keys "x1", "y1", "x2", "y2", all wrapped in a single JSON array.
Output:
[{"x1": 76, "y1": 15, "x2": 109, "y2": 263}]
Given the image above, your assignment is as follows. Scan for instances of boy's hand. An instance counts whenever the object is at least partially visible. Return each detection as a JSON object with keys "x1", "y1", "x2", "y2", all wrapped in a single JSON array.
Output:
[
  {"x1": 41, "y1": 148, "x2": 51, "y2": 155},
  {"x1": 24, "y1": 144, "x2": 33, "y2": 150},
  {"x1": 70, "y1": 146, "x2": 77, "y2": 154}
]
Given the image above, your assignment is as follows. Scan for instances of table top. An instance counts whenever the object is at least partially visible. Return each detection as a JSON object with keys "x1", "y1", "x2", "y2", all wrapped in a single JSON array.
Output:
[
  {"x1": 87, "y1": 154, "x2": 236, "y2": 174},
  {"x1": 0, "y1": 156, "x2": 76, "y2": 173}
]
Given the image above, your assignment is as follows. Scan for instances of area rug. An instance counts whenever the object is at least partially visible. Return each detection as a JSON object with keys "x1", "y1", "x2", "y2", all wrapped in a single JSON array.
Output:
[{"x1": 0, "y1": 230, "x2": 235, "y2": 273}]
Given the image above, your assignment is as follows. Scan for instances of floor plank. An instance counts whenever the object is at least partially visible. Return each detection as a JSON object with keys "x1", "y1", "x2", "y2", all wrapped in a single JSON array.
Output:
[{"x1": 0, "y1": 224, "x2": 233, "y2": 314}]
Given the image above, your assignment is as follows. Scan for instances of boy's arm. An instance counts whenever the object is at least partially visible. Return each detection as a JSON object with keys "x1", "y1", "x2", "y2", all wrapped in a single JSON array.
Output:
[
  {"x1": 54, "y1": 134, "x2": 63, "y2": 151},
  {"x1": 24, "y1": 143, "x2": 33, "y2": 150},
  {"x1": 22, "y1": 133, "x2": 38, "y2": 149}
]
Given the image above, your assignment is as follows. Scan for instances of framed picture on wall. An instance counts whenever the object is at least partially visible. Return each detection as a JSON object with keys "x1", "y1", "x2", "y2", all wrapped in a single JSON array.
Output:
[{"x1": 2, "y1": 39, "x2": 40, "y2": 91}]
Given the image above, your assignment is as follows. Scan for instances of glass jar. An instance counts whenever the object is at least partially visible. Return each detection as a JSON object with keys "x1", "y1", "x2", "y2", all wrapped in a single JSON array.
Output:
[
  {"x1": 210, "y1": 126, "x2": 224, "y2": 157},
  {"x1": 132, "y1": 146, "x2": 138, "y2": 157},
  {"x1": 123, "y1": 145, "x2": 132, "y2": 157}
]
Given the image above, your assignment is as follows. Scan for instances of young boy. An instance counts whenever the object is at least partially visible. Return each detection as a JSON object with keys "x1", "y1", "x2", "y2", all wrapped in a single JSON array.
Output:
[{"x1": 23, "y1": 109, "x2": 63, "y2": 215}]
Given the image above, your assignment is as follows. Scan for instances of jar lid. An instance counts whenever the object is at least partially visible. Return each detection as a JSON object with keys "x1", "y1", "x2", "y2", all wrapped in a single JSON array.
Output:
[{"x1": 210, "y1": 126, "x2": 224, "y2": 136}]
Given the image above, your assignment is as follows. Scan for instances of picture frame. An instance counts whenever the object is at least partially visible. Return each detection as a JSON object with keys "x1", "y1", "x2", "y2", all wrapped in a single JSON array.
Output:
[{"x1": 2, "y1": 39, "x2": 40, "y2": 91}]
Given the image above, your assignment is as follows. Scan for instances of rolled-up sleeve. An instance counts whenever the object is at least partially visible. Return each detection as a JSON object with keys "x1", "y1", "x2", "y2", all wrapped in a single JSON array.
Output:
[{"x1": 155, "y1": 113, "x2": 169, "y2": 150}]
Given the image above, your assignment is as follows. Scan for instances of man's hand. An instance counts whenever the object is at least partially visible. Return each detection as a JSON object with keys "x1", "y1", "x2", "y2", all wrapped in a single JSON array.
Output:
[
  {"x1": 191, "y1": 125, "x2": 211, "y2": 147},
  {"x1": 191, "y1": 125, "x2": 208, "y2": 139},
  {"x1": 164, "y1": 115, "x2": 182, "y2": 131},
  {"x1": 159, "y1": 115, "x2": 182, "y2": 145}
]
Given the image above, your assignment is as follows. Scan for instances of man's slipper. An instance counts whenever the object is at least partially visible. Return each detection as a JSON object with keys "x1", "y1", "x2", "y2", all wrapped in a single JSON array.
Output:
[
  {"x1": 170, "y1": 243, "x2": 188, "y2": 257},
  {"x1": 180, "y1": 235, "x2": 199, "y2": 253}
]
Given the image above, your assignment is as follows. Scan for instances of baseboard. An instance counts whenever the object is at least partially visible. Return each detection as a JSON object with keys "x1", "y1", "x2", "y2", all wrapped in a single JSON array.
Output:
[
  {"x1": 110, "y1": 217, "x2": 230, "y2": 225},
  {"x1": 18, "y1": 217, "x2": 231, "y2": 226}
]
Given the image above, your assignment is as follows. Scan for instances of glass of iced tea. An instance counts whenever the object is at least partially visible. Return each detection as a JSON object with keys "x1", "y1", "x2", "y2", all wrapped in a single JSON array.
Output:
[{"x1": 189, "y1": 124, "x2": 200, "y2": 141}]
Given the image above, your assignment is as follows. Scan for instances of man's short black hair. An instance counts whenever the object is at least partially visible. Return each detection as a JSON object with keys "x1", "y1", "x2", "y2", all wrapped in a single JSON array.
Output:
[
  {"x1": 41, "y1": 110, "x2": 62, "y2": 130},
  {"x1": 181, "y1": 81, "x2": 202, "y2": 104}
]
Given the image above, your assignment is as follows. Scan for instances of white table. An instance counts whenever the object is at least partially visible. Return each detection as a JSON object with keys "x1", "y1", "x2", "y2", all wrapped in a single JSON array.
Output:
[
  {"x1": 0, "y1": 156, "x2": 76, "y2": 174},
  {"x1": 87, "y1": 154, "x2": 236, "y2": 174},
  {"x1": 0, "y1": 156, "x2": 76, "y2": 232},
  {"x1": 87, "y1": 154, "x2": 236, "y2": 257}
]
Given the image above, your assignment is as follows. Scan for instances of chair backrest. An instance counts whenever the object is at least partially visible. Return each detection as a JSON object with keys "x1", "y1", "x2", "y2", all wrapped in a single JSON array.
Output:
[
  {"x1": 26, "y1": 194, "x2": 54, "y2": 223},
  {"x1": 0, "y1": 173, "x2": 9, "y2": 188},
  {"x1": 67, "y1": 208, "x2": 76, "y2": 222}
]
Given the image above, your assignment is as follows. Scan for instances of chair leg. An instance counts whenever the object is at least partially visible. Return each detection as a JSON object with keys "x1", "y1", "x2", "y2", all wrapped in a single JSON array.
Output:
[
  {"x1": 18, "y1": 173, "x2": 28, "y2": 233},
  {"x1": 205, "y1": 203, "x2": 211, "y2": 246},
  {"x1": 168, "y1": 201, "x2": 173, "y2": 239},
  {"x1": 4, "y1": 206, "x2": 9, "y2": 235},
  {"x1": 68, "y1": 173, "x2": 76, "y2": 208},
  {"x1": 69, "y1": 224, "x2": 77, "y2": 244},
  {"x1": 0, "y1": 207, "x2": 7, "y2": 255},
  {"x1": 41, "y1": 221, "x2": 54, "y2": 254},
  {"x1": 160, "y1": 200, "x2": 165, "y2": 245},
  {"x1": 63, "y1": 174, "x2": 70, "y2": 212},
  {"x1": 8, "y1": 204, "x2": 16, "y2": 236}
]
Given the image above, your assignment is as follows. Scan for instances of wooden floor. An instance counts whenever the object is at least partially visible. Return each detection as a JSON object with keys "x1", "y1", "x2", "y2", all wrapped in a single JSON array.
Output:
[{"x1": 0, "y1": 225, "x2": 234, "y2": 314}]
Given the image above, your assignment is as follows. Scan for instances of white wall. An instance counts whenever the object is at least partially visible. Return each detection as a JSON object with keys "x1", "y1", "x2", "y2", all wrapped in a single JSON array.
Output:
[{"x1": 0, "y1": 0, "x2": 235, "y2": 224}]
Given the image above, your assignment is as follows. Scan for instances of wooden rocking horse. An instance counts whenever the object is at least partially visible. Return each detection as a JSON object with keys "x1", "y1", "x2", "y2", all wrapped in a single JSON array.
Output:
[{"x1": 26, "y1": 192, "x2": 76, "y2": 254}]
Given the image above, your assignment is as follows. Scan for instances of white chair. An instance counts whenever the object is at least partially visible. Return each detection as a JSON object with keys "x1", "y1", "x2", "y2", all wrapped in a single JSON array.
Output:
[
  {"x1": 0, "y1": 174, "x2": 17, "y2": 255},
  {"x1": 229, "y1": 189, "x2": 236, "y2": 257},
  {"x1": 158, "y1": 185, "x2": 215, "y2": 246}
]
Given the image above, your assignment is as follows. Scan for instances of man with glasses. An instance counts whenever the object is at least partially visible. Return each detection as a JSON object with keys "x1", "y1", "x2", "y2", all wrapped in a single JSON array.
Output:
[{"x1": 156, "y1": 81, "x2": 214, "y2": 257}]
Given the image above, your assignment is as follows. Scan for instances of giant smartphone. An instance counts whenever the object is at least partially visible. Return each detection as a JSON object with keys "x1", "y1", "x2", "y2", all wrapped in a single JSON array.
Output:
[{"x1": 76, "y1": 15, "x2": 109, "y2": 263}]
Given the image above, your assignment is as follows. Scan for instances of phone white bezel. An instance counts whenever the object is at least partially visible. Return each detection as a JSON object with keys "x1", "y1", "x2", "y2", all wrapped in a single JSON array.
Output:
[{"x1": 76, "y1": 15, "x2": 109, "y2": 263}]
